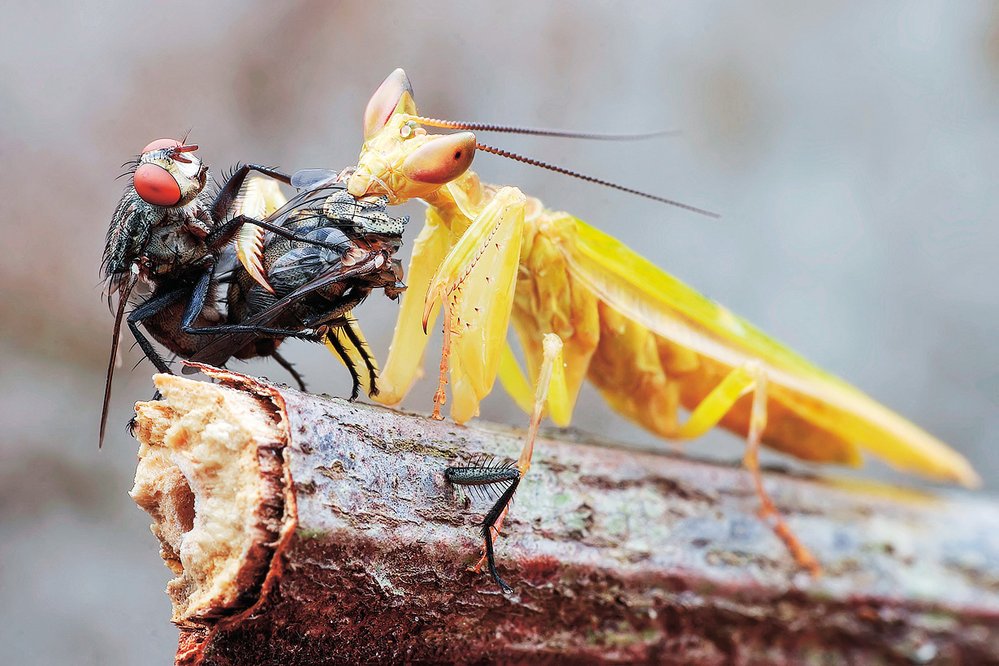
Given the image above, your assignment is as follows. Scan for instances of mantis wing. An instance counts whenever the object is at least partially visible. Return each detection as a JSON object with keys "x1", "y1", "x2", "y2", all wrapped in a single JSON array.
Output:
[
  {"x1": 189, "y1": 251, "x2": 385, "y2": 368},
  {"x1": 556, "y1": 217, "x2": 978, "y2": 487}
]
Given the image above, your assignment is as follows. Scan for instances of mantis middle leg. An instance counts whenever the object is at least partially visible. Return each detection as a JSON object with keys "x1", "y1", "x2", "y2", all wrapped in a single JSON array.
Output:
[{"x1": 499, "y1": 215, "x2": 602, "y2": 427}]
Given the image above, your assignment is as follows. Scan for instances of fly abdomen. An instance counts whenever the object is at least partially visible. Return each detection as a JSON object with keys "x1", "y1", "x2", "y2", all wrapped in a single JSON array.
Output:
[{"x1": 103, "y1": 191, "x2": 164, "y2": 279}]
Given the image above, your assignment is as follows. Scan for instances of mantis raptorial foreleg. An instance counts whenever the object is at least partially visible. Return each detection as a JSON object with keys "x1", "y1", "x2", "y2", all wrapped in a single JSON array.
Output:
[
  {"x1": 447, "y1": 334, "x2": 566, "y2": 592},
  {"x1": 233, "y1": 176, "x2": 289, "y2": 292},
  {"x1": 374, "y1": 207, "x2": 454, "y2": 406},
  {"x1": 674, "y1": 362, "x2": 821, "y2": 575},
  {"x1": 423, "y1": 187, "x2": 526, "y2": 422}
]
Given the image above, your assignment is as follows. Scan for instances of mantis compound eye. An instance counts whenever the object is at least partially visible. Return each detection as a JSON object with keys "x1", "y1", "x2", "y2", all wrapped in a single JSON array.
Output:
[
  {"x1": 141, "y1": 138, "x2": 183, "y2": 154},
  {"x1": 363, "y1": 68, "x2": 417, "y2": 139},
  {"x1": 134, "y1": 163, "x2": 182, "y2": 206},
  {"x1": 400, "y1": 132, "x2": 476, "y2": 185}
]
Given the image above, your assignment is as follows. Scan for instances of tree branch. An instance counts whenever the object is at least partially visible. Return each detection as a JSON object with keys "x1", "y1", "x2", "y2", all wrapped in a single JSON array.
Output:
[{"x1": 130, "y1": 365, "x2": 999, "y2": 665}]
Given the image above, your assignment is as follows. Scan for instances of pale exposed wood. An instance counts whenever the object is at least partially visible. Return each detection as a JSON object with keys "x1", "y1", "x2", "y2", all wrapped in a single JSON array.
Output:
[{"x1": 131, "y1": 366, "x2": 999, "y2": 665}]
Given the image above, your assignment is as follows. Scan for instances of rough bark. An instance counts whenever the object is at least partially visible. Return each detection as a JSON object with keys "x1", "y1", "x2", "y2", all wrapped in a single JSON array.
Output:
[{"x1": 130, "y1": 365, "x2": 999, "y2": 665}]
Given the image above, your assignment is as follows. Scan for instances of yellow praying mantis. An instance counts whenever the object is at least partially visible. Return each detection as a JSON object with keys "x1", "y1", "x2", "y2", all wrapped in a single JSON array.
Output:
[{"x1": 242, "y1": 69, "x2": 979, "y2": 591}]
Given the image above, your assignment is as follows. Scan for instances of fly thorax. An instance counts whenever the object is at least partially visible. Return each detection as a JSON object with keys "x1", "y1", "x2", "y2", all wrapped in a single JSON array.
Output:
[{"x1": 141, "y1": 221, "x2": 209, "y2": 273}]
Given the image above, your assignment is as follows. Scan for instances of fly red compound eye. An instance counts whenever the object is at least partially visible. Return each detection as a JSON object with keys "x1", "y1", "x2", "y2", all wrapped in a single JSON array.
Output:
[
  {"x1": 134, "y1": 163, "x2": 181, "y2": 206},
  {"x1": 141, "y1": 138, "x2": 183, "y2": 154}
]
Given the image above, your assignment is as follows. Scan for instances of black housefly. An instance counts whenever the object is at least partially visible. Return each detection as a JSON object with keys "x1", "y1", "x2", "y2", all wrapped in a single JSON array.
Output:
[{"x1": 100, "y1": 140, "x2": 407, "y2": 446}]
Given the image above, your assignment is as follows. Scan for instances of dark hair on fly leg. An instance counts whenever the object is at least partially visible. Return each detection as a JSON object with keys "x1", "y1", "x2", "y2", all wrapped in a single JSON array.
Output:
[
  {"x1": 480, "y1": 478, "x2": 520, "y2": 593},
  {"x1": 445, "y1": 453, "x2": 524, "y2": 593}
]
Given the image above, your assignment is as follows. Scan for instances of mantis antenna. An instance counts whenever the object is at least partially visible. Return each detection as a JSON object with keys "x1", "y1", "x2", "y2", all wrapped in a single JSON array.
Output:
[
  {"x1": 410, "y1": 117, "x2": 679, "y2": 141},
  {"x1": 475, "y1": 141, "x2": 720, "y2": 218},
  {"x1": 409, "y1": 116, "x2": 716, "y2": 217}
]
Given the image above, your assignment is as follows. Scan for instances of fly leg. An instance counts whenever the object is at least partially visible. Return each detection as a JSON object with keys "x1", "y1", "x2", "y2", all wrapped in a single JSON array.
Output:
[
  {"x1": 322, "y1": 313, "x2": 381, "y2": 400},
  {"x1": 675, "y1": 363, "x2": 821, "y2": 575},
  {"x1": 271, "y1": 351, "x2": 307, "y2": 391},
  {"x1": 204, "y1": 214, "x2": 348, "y2": 254},
  {"x1": 310, "y1": 295, "x2": 382, "y2": 400},
  {"x1": 341, "y1": 315, "x2": 380, "y2": 397},
  {"x1": 179, "y1": 267, "x2": 322, "y2": 342},
  {"x1": 127, "y1": 286, "x2": 190, "y2": 374},
  {"x1": 210, "y1": 164, "x2": 293, "y2": 222},
  {"x1": 446, "y1": 334, "x2": 565, "y2": 592},
  {"x1": 446, "y1": 466, "x2": 519, "y2": 593},
  {"x1": 325, "y1": 326, "x2": 364, "y2": 401},
  {"x1": 102, "y1": 285, "x2": 187, "y2": 447},
  {"x1": 126, "y1": 389, "x2": 162, "y2": 436}
]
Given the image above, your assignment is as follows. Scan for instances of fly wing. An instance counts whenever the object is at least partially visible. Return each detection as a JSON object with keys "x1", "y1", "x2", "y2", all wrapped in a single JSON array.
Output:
[
  {"x1": 556, "y1": 216, "x2": 978, "y2": 487},
  {"x1": 99, "y1": 276, "x2": 135, "y2": 448},
  {"x1": 187, "y1": 252, "x2": 384, "y2": 369},
  {"x1": 291, "y1": 168, "x2": 341, "y2": 191}
]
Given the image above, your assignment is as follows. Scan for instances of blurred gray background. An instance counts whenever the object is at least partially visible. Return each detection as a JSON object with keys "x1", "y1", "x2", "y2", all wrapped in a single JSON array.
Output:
[{"x1": 2, "y1": 2, "x2": 997, "y2": 663}]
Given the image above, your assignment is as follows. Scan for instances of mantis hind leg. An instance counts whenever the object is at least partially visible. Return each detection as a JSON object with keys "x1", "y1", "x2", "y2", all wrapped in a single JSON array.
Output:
[
  {"x1": 446, "y1": 334, "x2": 565, "y2": 592},
  {"x1": 742, "y1": 371, "x2": 820, "y2": 575},
  {"x1": 677, "y1": 363, "x2": 820, "y2": 575}
]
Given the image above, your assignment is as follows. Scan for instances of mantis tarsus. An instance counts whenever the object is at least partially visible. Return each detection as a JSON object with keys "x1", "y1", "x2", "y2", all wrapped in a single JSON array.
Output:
[{"x1": 247, "y1": 69, "x2": 979, "y2": 591}]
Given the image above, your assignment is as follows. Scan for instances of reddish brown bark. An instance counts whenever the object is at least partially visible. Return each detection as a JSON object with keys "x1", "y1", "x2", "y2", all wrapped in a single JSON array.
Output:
[{"x1": 131, "y1": 365, "x2": 999, "y2": 665}]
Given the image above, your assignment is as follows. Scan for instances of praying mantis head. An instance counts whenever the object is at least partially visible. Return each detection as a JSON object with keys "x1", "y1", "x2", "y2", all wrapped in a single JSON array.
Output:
[{"x1": 349, "y1": 69, "x2": 477, "y2": 204}]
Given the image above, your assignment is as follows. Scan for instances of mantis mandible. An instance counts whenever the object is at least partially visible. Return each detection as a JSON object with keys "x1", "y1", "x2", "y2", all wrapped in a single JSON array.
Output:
[{"x1": 256, "y1": 69, "x2": 980, "y2": 591}]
